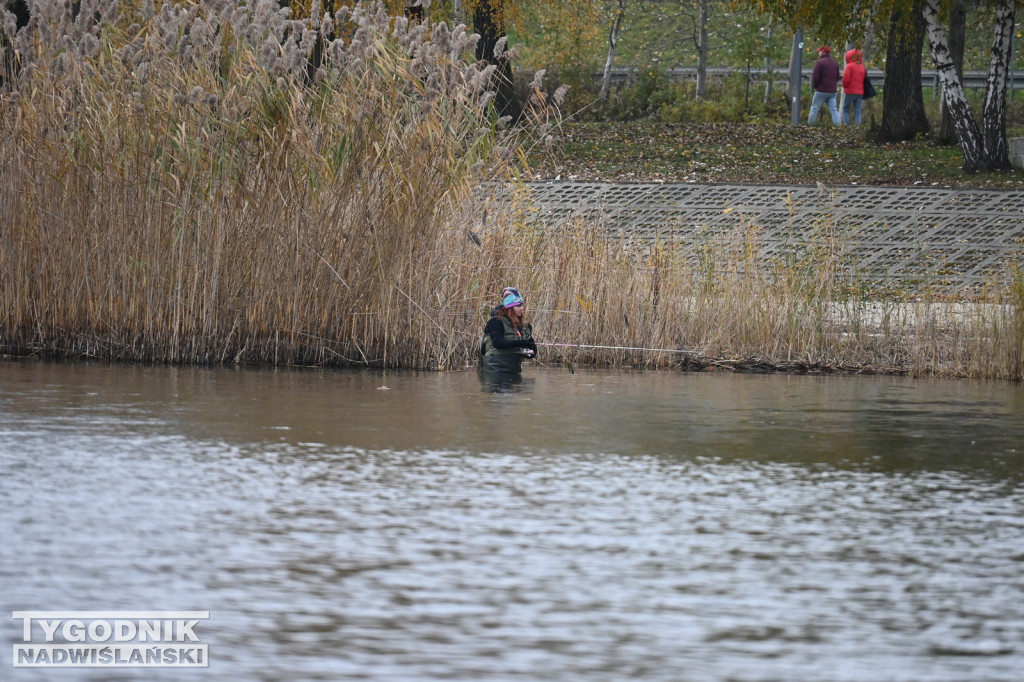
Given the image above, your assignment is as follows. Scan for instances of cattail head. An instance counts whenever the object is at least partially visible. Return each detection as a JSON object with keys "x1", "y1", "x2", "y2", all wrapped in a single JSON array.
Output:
[
  {"x1": 79, "y1": 33, "x2": 100, "y2": 58},
  {"x1": 260, "y1": 35, "x2": 279, "y2": 68},
  {"x1": 529, "y1": 69, "x2": 546, "y2": 91},
  {"x1": 191, "y1": 18, "x2": 212, "y2": 50}
]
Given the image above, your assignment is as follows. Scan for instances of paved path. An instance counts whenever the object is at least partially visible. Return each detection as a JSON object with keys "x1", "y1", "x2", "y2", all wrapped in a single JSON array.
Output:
[{"x1": 525, "y1": 182, "x2": 1024, "y2": 291}]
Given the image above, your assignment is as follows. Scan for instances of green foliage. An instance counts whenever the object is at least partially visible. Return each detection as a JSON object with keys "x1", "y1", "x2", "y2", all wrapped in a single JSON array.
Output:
[
  {"x1": 513, "y1": 1, "x2": 606, "y2": 71},
  {"x1": 613, "y1": 67, "x2": 673, "y2": 120},
  {"x1": 509, "y1": 0, "x2": 1024, "y2": 127}
]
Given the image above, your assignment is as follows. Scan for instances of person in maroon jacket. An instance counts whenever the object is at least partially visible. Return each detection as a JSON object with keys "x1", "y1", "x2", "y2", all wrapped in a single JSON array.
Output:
[
  {"x1": 841, "y1": 48, "x2": 867, "y2": 125},
  {"x1": 807, "y1": 45, "x2": 840, "y2": 125}
]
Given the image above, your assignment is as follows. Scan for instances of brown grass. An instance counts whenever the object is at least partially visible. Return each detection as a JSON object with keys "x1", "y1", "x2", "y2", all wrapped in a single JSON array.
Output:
[
  {"x1": 520, "y1": 214, "x2": 1024, "y2": 380},
  {"x1": 1, "y1": 3, "x2": 530, "y2": 369},
  {"x1": 1, "y1": 2, "x2": 1022, "y2": 379}
]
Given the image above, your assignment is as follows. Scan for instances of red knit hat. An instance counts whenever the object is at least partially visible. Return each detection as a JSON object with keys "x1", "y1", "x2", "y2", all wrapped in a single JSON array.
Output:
[{"x1": 818, "y1": 45, "x2": 831, "y2": 54}]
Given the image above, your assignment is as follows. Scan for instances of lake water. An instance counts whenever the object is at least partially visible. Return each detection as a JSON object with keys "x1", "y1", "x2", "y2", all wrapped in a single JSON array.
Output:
[{"x1": 2, "y1": 360, "x2": 1024, "y2": 681}]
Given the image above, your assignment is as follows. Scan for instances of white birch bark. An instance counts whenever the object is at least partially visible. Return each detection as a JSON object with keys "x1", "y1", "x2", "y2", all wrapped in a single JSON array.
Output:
[
  {"x1": 922, "y1": 0, "x2": 986, "y2": 171},
  {"x1": 982, "y1": 0, "x2": 1015, "y2": 169},
  {"x1": 861, "y1": 0, "x2": 884, "y2": 64},
  {"x1": 600, "y1": 0, "x2": 627, "y2": 101}
]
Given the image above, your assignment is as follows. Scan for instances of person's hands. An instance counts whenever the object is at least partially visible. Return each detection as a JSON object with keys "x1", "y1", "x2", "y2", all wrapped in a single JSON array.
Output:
[{"x1": 523, "y1": 339, "x2": 537, "y2": 357}]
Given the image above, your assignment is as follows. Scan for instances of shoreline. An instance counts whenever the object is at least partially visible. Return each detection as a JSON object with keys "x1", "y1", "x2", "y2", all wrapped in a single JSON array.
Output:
[{"x1": 0, "y1": 347, "x2": 970, "y2": 380}]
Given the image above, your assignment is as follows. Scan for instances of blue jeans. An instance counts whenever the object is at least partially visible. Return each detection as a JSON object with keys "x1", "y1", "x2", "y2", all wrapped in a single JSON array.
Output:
[
  {"x1": 843, "y1": 94, "x2": 864, "y2": 125},
  {"x1": 808, "y1": 91, "x2": 840, "y2": 125}
]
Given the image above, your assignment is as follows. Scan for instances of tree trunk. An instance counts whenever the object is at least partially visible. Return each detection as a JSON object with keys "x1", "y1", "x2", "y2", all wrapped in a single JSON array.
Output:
[
  {"x1": 474, "y1": 0, "x2": 517, "y2": 119},
  {"x1": 880, "y1": 0, "x2": 930, "y2": 141},
  {"x1": 450, "y1": 0, "x2": 466, "y2": 24},
  {"x1": 763, "y1": 14, "x2": 774, "y2": 104},
  {"x1": 982, "y1": 0, "x2": 1015, "y2": 170},
  {"x1": 695, "y1": 0, "x2": 709, "y2": 101},
  {"x1": 938, "y1": 0, "x2": 967, "y2": 143},
  {"x1": 922, "y1": 0, "x2": 987, "y2": 172},
  {"x1": 862, "y1": 0, "x2": 883, "y2": 63},
  {"x1": 600, "y1": 0, "x2": 627, "y2": 101},
  {"x1": 404, "y1": 2, "x2": 424, "y2": 22}
]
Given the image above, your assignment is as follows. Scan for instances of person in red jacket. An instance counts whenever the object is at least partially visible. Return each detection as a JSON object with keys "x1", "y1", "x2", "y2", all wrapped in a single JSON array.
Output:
[
  {"x1": 842, "y1": 49, "x2": 867, "y2": 125},
  {"x1": 808, "y1": 46, "x2": 840, "y2": 125}
]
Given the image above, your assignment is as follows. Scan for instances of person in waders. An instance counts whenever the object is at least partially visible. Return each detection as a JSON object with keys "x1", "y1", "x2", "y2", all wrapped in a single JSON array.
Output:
[{"x1": 480, "y1": 287, "x2": 537, "y2": 375}]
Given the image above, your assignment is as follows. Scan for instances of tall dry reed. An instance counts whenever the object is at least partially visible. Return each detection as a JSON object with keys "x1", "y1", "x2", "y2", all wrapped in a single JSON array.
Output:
[
  {"x1": 1, "y1": 0, "x2": 557, "y2": 369},
  {"x1": 1, "y1": 1, "x2": 1021, "y2": 378},
  {"x1": 520, "y1": 211, "x2": 1024, "y2": 380}
]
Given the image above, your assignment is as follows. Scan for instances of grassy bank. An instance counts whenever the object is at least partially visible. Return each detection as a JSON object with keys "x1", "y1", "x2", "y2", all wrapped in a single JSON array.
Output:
[
  {"x1": 1, "y1": 2, "x2": 1022, "y2": 378},
  {"x1": 525, "y1": 121, "x2": 1024, "y2": 188}
]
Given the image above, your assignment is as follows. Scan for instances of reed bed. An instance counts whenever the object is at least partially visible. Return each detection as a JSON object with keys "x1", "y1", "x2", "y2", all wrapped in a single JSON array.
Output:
[
  {"x1": 2, "y1": 1, "x2": 1022, "y2": 379},
  {"x1": 520, "y1": 216, "x2": 1024, "y2": 380},
  {"x1": 1, "y1": 0, "x2": 545, "y2": 369}
]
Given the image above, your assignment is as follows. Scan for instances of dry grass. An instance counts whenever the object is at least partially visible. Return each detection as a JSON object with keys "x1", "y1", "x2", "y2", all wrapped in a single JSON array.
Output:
[
  {"x1": 1, "y1": 1, "x2": 538, "y2": 369},
  {"x1": 520, "y1": 215, "x2": 1024, "y2": 380},
  {"x1": 1, "y1": 1, "x2": 1022, "y2": 379}
]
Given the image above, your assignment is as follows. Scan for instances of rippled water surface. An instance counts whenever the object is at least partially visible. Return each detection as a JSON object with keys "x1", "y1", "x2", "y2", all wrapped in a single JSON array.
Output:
[{"x1": 2, "y1": 360, "x2": 1024, "y2": 681}]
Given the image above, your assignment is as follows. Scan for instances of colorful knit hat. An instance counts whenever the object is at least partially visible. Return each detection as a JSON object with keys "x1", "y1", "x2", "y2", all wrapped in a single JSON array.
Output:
[{"x1": 501, "y1": 287, "x2": 524, "y2": 309}]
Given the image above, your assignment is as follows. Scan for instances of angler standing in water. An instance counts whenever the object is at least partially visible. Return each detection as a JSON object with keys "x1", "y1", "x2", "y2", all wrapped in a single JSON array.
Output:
[{"x1": 480, "y1": 287, "x2": 538, "y2": 374}]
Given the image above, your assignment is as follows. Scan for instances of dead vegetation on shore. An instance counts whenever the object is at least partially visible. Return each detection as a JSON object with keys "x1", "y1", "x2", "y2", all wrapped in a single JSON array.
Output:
[{"x1": 2, "y1": 2, "x2": 1022, "y2": 379}]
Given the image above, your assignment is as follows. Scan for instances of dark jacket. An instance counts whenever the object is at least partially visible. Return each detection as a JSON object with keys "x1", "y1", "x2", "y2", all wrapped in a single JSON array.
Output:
[
  {"x1": 480, "y1": 315, "x2": 534, "y2": 373},
  {"x1": 812, "y1": 55, "x2": 840, "y2": 94}
]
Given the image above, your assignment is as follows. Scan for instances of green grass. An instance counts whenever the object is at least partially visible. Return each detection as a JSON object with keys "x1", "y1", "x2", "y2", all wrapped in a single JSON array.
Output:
[{"x1": 526, "y1": 121, "x2": 1024, "y2": 187}]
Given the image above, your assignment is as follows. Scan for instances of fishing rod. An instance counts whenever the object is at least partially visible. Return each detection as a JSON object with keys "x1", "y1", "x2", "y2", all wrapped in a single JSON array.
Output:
[{"x1": 538, "y1": 343, "x2": 700, "y2": 355}]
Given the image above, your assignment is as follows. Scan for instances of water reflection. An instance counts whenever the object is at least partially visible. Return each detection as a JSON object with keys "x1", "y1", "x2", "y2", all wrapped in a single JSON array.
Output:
[
  {"x1": 477, "y1": 366, "x2": 533, "y2": 394},
  {"x1": 2, "y1": 359, "x2": 1024, "y2": 681}
]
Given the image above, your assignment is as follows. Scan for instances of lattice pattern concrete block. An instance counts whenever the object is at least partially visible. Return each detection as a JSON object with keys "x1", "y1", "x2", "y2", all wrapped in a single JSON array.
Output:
[{"x1": 524, "y1": 182, "x2": 1024, "y2": 291}]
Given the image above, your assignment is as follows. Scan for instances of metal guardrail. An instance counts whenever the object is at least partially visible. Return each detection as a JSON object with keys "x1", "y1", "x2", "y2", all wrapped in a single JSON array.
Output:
[
  {"x1": 600, "y1": 67, "x2": 1024, "y2": 92},
  {"x1": 523, "y1": 182, "x2": 1024, "y2": 291}
]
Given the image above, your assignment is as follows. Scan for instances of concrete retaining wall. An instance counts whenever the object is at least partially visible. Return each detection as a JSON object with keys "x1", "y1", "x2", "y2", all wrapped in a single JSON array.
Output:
[
  {"x1": 523, "y1": 182, "x2": 1024, "y2": 292},
  {"x1": 1011, "y1": 137, "x2": 1024, "y2": 171}
]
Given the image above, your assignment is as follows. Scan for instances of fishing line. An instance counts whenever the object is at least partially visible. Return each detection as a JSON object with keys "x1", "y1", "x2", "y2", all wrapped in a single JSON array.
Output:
[{"x1": 538, "y1": 343, "x2": 699, "y2": 354}]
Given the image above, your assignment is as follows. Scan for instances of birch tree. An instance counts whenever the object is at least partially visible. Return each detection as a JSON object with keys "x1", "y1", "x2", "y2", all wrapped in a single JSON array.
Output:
[
  {"x1": 600, "y1": 0, "x2": 628, "y2": 100},
  {"x1": 922, "y1": 0, "x2": 1015, "y2": 172},
  {"x1": 936, "y1": 0, "x2": 966, "y2": 143},
  {"x1": 980, "y1": 0, "x2": 1014, "y2": 169}
]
